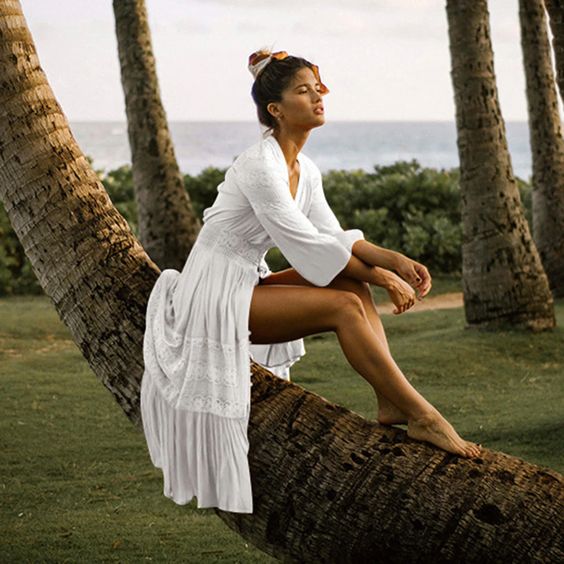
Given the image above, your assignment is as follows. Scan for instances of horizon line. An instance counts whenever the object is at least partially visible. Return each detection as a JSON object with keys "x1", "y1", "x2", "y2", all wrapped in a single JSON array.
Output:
[{"x1": 68, "y1": 118, "x2": 532, "y2": 124}]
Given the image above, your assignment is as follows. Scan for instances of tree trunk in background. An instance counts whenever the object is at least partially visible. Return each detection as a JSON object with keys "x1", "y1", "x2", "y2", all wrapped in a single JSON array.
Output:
[
  {"x1": 0, "y1": 2, "x2": 562, "y2": 562},
  {"x1": 519, "y1": 0, "x2": 564, "y2": 298},
  {"x1": 113, "y1": 0, "x2": 200, "y2": 271},
  {"x1": 446, "y1": 0, "x2": 555, "y2": 331},
  {"x1": 544, "y1": 0, "x2": 564, "y2": 103}
]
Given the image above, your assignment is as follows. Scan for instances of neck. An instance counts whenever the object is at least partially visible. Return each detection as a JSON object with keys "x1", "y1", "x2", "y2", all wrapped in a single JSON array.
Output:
[{"x1": 272, "y1": 127, "x2": 311, "y2": 168}]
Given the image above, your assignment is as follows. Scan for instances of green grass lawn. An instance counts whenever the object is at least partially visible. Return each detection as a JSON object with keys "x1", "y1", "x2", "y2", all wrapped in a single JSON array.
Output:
[{"x1": 0, "y1": 290, "x2": 562, "y2": 563}]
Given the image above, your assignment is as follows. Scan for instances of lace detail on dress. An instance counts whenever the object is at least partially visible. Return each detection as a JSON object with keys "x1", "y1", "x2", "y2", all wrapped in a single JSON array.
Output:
[
  {"x1": 143, "y1": 269, "x2": 252, "y2": 419},
  {"x1": 150, "y1": 328, "x2": 245, "y2": 388},
  {"x1": 187, "y1": 394, "x2": 249, "y2": 416},
  {"x1": 197, "y1": 225, "x2": 266, "y2": 267},
  {"x1": 237, "y1": 161, "x2": 293, "y2": 214}
]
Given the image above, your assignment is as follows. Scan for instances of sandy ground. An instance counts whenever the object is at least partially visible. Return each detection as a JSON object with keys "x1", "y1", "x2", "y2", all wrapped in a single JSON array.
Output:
[{"x1": 376, "y1": 291, "x2": 463, "y2": 315}]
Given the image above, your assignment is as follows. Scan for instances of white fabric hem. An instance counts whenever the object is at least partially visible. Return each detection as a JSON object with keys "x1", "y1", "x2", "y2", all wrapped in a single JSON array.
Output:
[
  {"x1": 335, "y1": 229, "x2": 365, "y2": 253},
  {"x1": 141, "y1": 369, "x2": 254, "y2": 514},
  {"x1": 249, "y1": 340, "x2": 306, "y2": 381}
]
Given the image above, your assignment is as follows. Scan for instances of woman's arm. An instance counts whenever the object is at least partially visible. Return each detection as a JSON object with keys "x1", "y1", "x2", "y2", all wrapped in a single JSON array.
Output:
[
  {"x1": 259, "y1": 256, "x2": 419, "y2": 315},
  {"x1": 260, "y1": 253, "x2": 396, "y2": 289},
  {"x1": 350, "y1": 239, "x2": 401, "y2": 271},
  {"x1": 303, "y1": 163, "x2": 430, "y2": 294},
  {"x1": 350, "y1": 239, "x2": 432, "y2": 298},
  {"x1": 261, "y1": 239, "x2": 432, "y2": 298},
  {"x1": 337, "y1": 253, "x2": 396, "y2": 287}
]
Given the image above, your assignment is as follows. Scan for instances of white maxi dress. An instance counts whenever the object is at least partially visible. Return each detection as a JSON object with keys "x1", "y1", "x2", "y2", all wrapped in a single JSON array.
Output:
[{"x1": 141, "y1": 133, "x2": 365, "y2": 513}]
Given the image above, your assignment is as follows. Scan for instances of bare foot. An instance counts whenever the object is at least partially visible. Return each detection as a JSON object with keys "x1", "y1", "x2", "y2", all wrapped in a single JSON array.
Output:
[
  {"x1": 407, "y1": 411, "x2": 481, "y2": 458},
  {"x1": 377, "y1": 401, "x2": 408, "y2": 425}
]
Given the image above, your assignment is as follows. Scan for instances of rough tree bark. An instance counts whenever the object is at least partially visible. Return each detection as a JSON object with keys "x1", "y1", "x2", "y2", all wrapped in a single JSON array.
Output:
[
  {"x1": 544, "y1": 0, "x2": 564, "y2": 103},
  {"x1": 0, "y1": 1, "x2": 562, "y2": 562},
  {"x1": 113, "y1": 0, "x2": 200, "y2": 271},
  {"x1": 519, "y1": 0, "x2": 564, "y2": 298},
  {"x1": 446, "y1": 0, "x2": 555, "y2": 332}
]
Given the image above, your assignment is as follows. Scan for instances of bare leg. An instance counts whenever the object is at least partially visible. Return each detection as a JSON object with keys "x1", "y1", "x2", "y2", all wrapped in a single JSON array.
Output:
[
  {"x1": 249, "y1": 283, "x2": 481, "y2": 458},
  {"x1": 322, "y1": 275, "x2": 407, "y2": 425},
  {"x1": 263, "y1": 269, "x2": 407, "y2": 424}
]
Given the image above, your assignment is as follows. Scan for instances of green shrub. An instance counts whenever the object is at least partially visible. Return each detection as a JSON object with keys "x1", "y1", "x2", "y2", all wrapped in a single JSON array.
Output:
[
  {"x1": 184, "y1": 167, "x2": 228, "y2": 218},
  {"x1": 0, "y1": 203, "x2": 43, "y2": 296},
  {"x1": 0, "y1": 157, "x2": 533, "y2": 295},
  {"x1": 322, "y1": 161, "x2": 464, "y2": 273}
]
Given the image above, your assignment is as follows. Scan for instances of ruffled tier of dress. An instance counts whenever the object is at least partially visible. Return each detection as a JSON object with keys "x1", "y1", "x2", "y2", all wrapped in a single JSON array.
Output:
[
  {"x1": 141, "y1": 369, "x2": 252, "y2": 512},
  {"x1": 140, "y1": 228, "x2": 308, "y2": 513},
  {"x1": 249, "y1": 340, "x2": 305, "y2": 380},
  {"x1": 141, "y1": 238, "x2": 257, "y2": 513}
]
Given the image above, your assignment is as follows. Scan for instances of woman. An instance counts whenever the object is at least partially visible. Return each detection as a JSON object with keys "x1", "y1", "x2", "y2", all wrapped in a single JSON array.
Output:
[{"x1": 140, "y1": 48, "x2": 481, "y2": 515}]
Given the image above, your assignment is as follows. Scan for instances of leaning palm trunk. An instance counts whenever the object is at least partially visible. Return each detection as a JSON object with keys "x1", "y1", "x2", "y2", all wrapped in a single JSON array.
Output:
[
  {"x1": 519, "y1": 0, "x2": 564, "y2": 298},
  {"x1": 446, "y1": 0, "x2": 555, "y2": 331},
  {"x1": 0, "y1": 2, "x2": 562, "y2": 562},
  {"x1": 113, "y1": 0, "x2": 200, "y2": 271}
]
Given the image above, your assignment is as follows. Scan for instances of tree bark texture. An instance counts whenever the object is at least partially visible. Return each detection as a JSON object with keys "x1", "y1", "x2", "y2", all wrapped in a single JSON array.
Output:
[
  {"x1": 225, "y1": 371, "x2": 563, "y2": 563},
  {"x1": 544, "y1": 0, "x2": 564, "y2": 104},
  {"x1": 113, "y1": 0, "x2": 200, "y2": 271},
  {"x1": 0, "y1": 2, "x2": 562, "y2": 562},
  {"x1": 446, "y1": 0, "x2": 556, "y2": 331},
  {"x1": 0, "y1": 0, "x2": 159, "y2": 422},
  {"x1": 519, "y1": 0, "x2": 564, "y2": 298}
]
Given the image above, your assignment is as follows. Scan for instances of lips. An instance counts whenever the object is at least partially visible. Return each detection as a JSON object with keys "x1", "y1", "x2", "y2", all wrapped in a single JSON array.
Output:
[{"x1": 314, "y1": 106, "x2": 324, "y2": 114}]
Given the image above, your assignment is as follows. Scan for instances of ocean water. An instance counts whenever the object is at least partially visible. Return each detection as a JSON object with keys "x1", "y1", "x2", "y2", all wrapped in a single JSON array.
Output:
[{"x1": 69, "y1": 120, "x2": 533, "y2": 181}]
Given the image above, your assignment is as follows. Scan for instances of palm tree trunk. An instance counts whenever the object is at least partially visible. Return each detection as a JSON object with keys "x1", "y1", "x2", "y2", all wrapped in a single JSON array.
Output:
[
  {"x1": 446, "y1": 0, "x2": 556, "y2": 331},
  {"x1": 519, "y1": 0, "x2": 564, "y2": 298},
  {"x1": 113, "y1": 0, "x2": 200, "y2": 271},
  {"x1": 544, "y1": 0, "x2": 564, "y2": 103},
  {"x1": 0, "y1": 2, "x2": 562, "y2": 562},
  {"x1": 0, "y1": 0, "x2": 159, "y2": 422}
]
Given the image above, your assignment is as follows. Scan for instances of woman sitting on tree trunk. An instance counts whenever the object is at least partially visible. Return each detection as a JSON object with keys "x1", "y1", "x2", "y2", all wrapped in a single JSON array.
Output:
[{"x1": 140, "y1": 48, "x2": 481, "y2": 515}]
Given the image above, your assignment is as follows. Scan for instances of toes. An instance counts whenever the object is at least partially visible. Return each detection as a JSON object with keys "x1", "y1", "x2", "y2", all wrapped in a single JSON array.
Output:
[{"x1": 464, "y1": 442, "x2": 481, "y2": 458}]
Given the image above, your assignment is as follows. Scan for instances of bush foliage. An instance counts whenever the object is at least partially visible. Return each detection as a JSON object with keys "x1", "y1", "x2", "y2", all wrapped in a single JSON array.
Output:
[{"x1": 0, "y1": 158, "x2": 532, "y2": 296}]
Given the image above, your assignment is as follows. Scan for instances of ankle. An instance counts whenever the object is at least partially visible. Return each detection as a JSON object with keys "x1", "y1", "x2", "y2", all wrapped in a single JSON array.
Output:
[{"x1": 408, "y1": 407, "x2": 441, "y2": 424}]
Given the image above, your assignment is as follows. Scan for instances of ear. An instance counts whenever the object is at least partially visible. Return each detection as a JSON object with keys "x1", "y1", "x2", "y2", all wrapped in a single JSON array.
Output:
[{"x1": 267, "y1": 102, "x2": 282, "y2": 121}]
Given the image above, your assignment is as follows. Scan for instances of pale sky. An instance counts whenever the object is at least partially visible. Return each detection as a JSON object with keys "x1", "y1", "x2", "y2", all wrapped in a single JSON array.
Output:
[{"x1": 19, "y1": 0, "x2": 557, "y2": 122}]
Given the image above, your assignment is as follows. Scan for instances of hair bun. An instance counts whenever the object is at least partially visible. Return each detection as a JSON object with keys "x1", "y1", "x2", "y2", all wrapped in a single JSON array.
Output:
[
  {"x1": 248, "y1": 48, "x2": 272, "y2": 67},
  {"x1": 248, "y1": 47, "x2": 289, "y2": 80}
]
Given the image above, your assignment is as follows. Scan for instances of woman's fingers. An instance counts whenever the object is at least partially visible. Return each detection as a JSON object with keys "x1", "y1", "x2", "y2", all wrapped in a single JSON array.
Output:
[
  {"x1": 419, "y1": 282, "x2": 432, "y2": 298},
  {"x1": 412, "y1": 263, "x2": 432, "y2": 298},
  {"x1": 394, "y1": 296, "x2": 416, "y2": 314}
]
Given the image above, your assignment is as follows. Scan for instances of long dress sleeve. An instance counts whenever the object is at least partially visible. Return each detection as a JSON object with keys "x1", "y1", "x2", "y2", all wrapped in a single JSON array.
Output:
[
  {"x1": 307, "y1": 164, "x2": 365, "y2": 252},
  {"x1": 235, "y1": 155, "x2": 352, "y2": 287}
]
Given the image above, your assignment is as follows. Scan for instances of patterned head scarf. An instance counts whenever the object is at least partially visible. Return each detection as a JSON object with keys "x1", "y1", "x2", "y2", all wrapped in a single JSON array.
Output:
[{"x1": 247, "y1": 48, "x2": 330, "y2": 94}]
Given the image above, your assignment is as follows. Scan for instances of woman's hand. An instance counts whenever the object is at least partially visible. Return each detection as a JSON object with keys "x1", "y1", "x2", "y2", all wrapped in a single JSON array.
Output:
[
  {"x1": 393, "y1": 255, "x2": 432, "y2": 299},
  {"x1": 383, "y1": 272, "x2": 417, "y2": 315}
]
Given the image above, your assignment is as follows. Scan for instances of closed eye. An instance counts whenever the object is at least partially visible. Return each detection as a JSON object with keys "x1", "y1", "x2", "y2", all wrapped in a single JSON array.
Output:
[{"x1": 296, "y1": 83, "x2": 321, "y2": 94}]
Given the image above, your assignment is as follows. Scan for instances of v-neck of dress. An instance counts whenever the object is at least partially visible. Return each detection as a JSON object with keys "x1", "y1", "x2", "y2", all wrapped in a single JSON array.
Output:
[{"x1": 267, "y1": 135, "x2": 303, "y2": 202}]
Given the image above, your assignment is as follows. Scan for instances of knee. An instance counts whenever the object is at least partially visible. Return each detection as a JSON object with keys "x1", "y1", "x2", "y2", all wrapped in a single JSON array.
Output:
[
  {"x1": 351, "y1": 279, "x2": 372, "y2": 301},
  {"x1": 333, "y1": 275, "x2": 372, "y2": 301},
  {"x1": 335, "y1": 290, "x2": 366, "y2": 321}
]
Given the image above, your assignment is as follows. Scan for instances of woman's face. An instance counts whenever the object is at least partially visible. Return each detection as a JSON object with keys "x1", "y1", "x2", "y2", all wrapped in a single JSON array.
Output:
[{"x1": 268, "y1": 66, "x2": 326, "y2": 131}]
